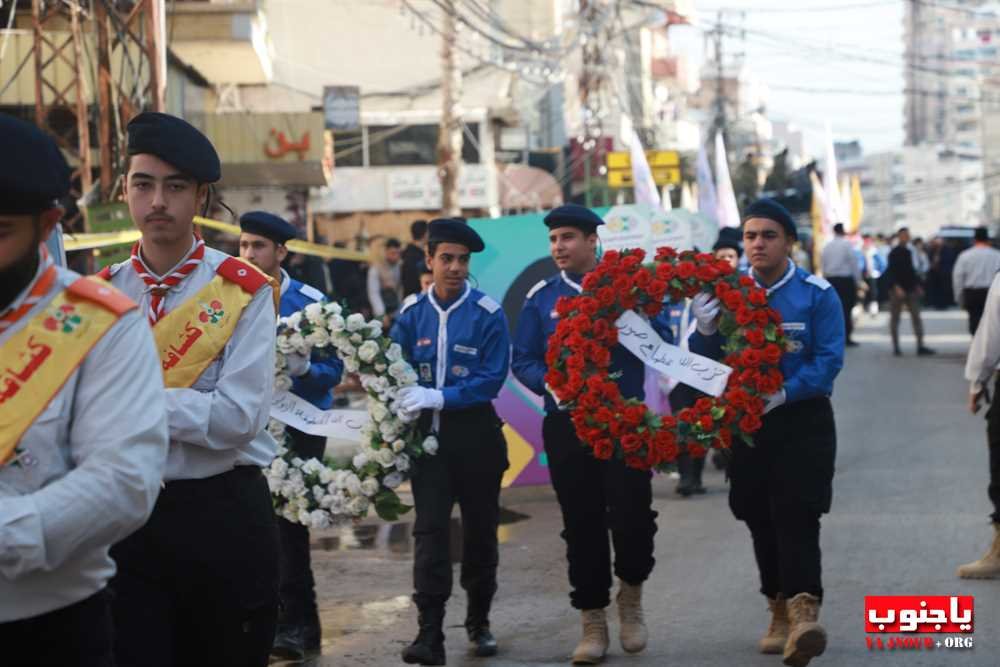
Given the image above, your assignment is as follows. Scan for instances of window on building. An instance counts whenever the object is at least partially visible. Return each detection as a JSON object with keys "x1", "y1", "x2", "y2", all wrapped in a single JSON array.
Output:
[
  {"x1": 332, "y1": 129, "x2": 364, "y2": 167},
  {"x1": 367, "y1": 123, "x2": 480, "y2": 166}
]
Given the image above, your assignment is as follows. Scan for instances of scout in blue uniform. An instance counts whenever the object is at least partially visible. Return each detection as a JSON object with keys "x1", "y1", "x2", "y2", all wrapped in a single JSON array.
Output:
[
  {"x1": 391, "y1": 218, "x2": 510, "y2": 665},
  {"x1": 512, "y1": 204, "x2": 673, "y2": 664},
  {"x1": 690, "y1": 198, "x2": 844, "y2": 667},
  {"x1": 239, "y1": 211, "x2": 344, "y2": 660}
]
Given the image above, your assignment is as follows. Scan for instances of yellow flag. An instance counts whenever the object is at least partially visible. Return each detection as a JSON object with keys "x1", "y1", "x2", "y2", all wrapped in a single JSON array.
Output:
[
  {"x1": 810, "y1": 171, "x2": 826, "y2": 271},
  {"x1": 849, "y1": 175, "x2": 864, "y2": 233}
]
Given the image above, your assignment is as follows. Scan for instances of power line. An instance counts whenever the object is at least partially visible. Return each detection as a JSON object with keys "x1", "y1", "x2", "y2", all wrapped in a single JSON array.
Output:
[{"x1": 700, "y1": 1, "x2": 897, "y2": 13}]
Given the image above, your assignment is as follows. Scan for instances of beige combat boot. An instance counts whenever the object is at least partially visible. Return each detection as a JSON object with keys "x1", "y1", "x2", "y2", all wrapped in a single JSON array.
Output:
[
  {"x1": 957, "y1": 523, "x2": 1000, "y2": 579},
  {"x1": 759, "y1": 595, "x2": 790, "y2": 654},
  {"x1": 616, "y1": 580, "x2": 648, "y2": 653},
  {"x1": 571, "y1": 609, "x2": 609, "y2": 665},
  {"x1": 783, "y1": 593, "x2": 827, "y2": 667}
]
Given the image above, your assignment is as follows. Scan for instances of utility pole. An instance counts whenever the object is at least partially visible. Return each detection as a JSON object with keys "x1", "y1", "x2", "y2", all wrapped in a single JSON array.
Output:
[
  {"x1": 437, "y1": 0, "x2": 463, "y2": 217},
  {"x1": 579, "y1": 0, "x2": 604, "y2": 208},
  {"x1": 711, "y1": 12, "x2": 726, "y2": 149}
]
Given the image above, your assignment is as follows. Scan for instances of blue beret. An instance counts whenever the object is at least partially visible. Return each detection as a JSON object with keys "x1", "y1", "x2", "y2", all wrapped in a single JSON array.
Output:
[
  {"x1": 544, "y1": 204, "x2": 605, "y2": 233},
  {"x1": 127, "y1": 112, "x2": 220, "y2": 183},
  {"x1": 0, "y1": 114, "x2": 70, "y2": 215},
  {"x1": 240, "y1": 211, "x2": 298, "y2": 244},
  {"x1": 428, "y1": 217, "x2": 484, "y2": 252},
  {"x1": 743, "y1": 198, "x2": 797, "y2": 239},
  {"x1": 713, "y1": 227, "x2": 743, "y2": 257}
]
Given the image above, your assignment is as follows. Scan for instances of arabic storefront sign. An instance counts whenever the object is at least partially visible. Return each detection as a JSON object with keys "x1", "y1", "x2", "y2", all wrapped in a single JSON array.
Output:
[
  {"x1": 323, "y1": 85, "x2": 361, "y2": 131},
  {"x1": 614, "y1": 310, "x2": 732, "y2": 397},
  {"x1": 270, "y1": 391, "x2": 368, "y2": 441},
  {"x1": 386, "y1": 166, "x2": 490, "y2": 210}
]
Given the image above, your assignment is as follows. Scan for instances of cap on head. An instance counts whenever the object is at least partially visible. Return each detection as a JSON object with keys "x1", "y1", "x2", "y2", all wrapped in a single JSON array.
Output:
[
  {"x1": 713, "y1": 227, "x2": 743, "y2": 257},
  {"x1": 743, "y1": 198, "x2": 797, "y2": 240},
  {"x1": 127, "y1": 112, "x2": 221, "y2": 183},
  {"x1": 975, "y1": 226, "x2": 989, "y2": 242},
  {"x1": 543, "y1": 204, "x2": 605, "y2": 235},
  {"x1": 428, "y1": 217, "x2": 485, "y2": 253},
  {"x1": 0, "y1": 114, "x2": 70, "y2": 215},
  {"x1": 239, "y1": 211, "x2": 298, "y2": 245},
  {"x1": 833, "y1": 223, "x2": 845, "y2": 235}
]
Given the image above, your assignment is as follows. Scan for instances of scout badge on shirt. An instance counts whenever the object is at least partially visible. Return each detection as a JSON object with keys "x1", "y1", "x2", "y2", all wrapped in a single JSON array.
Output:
[
  {"x1": 419, "y1": 363, "x2": 433, "y2": 382},
  {"x1": 780, "y1": 322, "x2": 805, "y2": 353},
  {"x1": 451, "y1": 365, "x2": 470, "y2": 378}
]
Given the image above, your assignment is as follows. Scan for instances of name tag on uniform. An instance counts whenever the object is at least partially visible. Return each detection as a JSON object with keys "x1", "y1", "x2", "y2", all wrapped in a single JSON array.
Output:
[
  {"x1": 781, "y1": 322, "x2": 805, "y2": 332},
  {"x1": 453, "y1": 344, "x2": 478, "y2": 355},
  {"x1": 417, "y1": 337, "x2": 433, "y2": 347},
  {"x1": 419, "y1": 363, "x2": 433, "y2": 382}
]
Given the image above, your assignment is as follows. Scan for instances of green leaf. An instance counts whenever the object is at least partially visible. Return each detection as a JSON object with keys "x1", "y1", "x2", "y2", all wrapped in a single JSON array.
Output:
[{"x1": 711, "y1": 406, "x2": 726, "y2": 420}]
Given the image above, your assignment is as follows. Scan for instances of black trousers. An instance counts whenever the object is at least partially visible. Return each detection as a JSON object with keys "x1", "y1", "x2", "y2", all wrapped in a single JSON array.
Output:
[
  {"x1": 410, "y1": 405, "x2": 508, "y2": 610},
  {"x1": 110, "y1": 466, "x2": 280, "y2": 667},
  {"x1": 543, "y1": 412, "x2": 658, "y2": 610},
  {"x1": 729, "y1": 398, "x2": 836, "y2": 602},
  {"x1": 964, "y1": 287, "x2": 990, "y2": 335},
  {"x1": 0, "y1": 591, "x2": 114, "y2": 667},
  {"x1": 277, "y1": 429, "x2": 326, "y2": 628},
  {"x1": 985, "y1": 377, "x2": 1000, "y2": 524},
  {"x1": 827, "y1": 276, "x2": 857, "y2": 342}
]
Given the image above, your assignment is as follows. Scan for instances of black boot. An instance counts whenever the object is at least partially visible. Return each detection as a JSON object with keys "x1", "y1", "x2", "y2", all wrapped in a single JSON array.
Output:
[
  {"x1": 302, "y1": 603, "x2": 321, "y2": 656},
  {"x1": 402, "y1": 605, "x2": 446, "y2": 665},
  {"x1": 675, "y1": 454, "x2": 694, "y2": 497},
  {"x1": 271, "y1": 623, "x2": 306, "y2": 661},
  {"x1": 465, "y1": 594, "x2": 498, "y2": 657},
  {"x1": 690, "y1": 454, "x2": 706, "y2": 494}
]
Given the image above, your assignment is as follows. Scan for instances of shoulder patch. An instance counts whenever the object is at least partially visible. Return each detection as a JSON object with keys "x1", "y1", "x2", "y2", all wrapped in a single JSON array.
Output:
[
  {"x1": 297, "y1": 282, "x2": 325, "y2": 302},
  {"x1": 399, "y1": 293, "x2": 421, "y2": 314},
  {"x1": 805, "y1": 274, "x2": 831, "y2": 290},
  {"x1": 216, "y1": 257, "x2": 271, "y2": 294},
  {"x1": 96, "y1": 263, "x2": 123, "y2": 280},
  {"x1": 526, "y1": 279, "x2": 548, "y2": 300},
  {"x1": 477, "y1": 295, "x2": 501, "y2": 314},
  {"x1": 66, "y1": 277, "x2": 137, "y2": 316}
]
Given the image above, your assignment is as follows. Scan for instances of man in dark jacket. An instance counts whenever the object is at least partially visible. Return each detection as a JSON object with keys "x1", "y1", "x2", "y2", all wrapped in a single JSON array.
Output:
[
  {"x1": 401, "y1": 219, "x2": 429, "y2": 298},
  {"x1": 887, "y1": 227, "x2": 935, "y2": 356}
]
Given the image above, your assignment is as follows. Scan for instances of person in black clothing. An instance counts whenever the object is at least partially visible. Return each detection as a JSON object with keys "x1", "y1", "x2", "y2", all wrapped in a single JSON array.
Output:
[
  {"x1": 328, "y1": 241, "x2": 368, "y2": 313},
  {"x1": 886, "y1": 227, "x2": 935, "y2": 357},
  {"x1": 402, "y1": 219, "x2": 429, "y2": 298}
]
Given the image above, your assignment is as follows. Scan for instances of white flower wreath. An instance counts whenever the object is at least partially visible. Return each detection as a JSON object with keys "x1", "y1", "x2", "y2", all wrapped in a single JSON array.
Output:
[{"x1": 265, "y1": 301, "x2": 437, "y2": 528}]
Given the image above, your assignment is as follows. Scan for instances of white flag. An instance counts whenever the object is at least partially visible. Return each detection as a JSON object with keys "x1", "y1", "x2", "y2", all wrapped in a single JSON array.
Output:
[
  {"x1": 696, "y1": 140, "x2": 717, "y2": 221},
  {"x1": 822, "y1": 121, "x2": 844, "y2": 233},
  {"x1": 714, "y1": 132, "x2": 741, "y2": 228},
  {"x1": 629, "y1": 129, "x2": 661, "y2": 208}
]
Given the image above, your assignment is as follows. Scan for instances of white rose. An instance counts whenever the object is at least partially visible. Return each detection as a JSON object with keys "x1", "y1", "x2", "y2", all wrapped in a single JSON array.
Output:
[
  {"x1": 282, "y1": 506, "x2": 298, "y2": 522},
  {"x1": 270, "y1": 456, "x2": 288, "y2": 478},
  {"x1": 344, "y1": 357, "x2": 360, "y2": 373},
  {"x1": 297, "y1": 509, "x2": 311, "y2": 525},
  {"x1": 392, "y1": 439, "x2": 405, "y2": 453},
  {"x1": 288, "y1": 332, "x2": 307, "y2": 354},
  {"x1": 348, "y1": 495, "x2": 370, "y2": 516},
  {"x1": 370, "y1": 402, "x2": 389, "y2": 423},
  {"x1": 379, "y1": 422, "x2": 399, "y2": 441},
  {"x1": 267, "y1": 419, "x2": 287, "y2": 441},
  {"x1": 276, "y1": 337, "x2": 295, "y2": 354},
  {"x1": 285, "y1": 311, "x2": 304, "y2": 331},
  {"x1": 388, "y1": 361, "x2": 409, "y2": 380},
  {"x1": 358, "y1": 340, "x2": 380, "y2": 363},
  {"x1": 423, "y1": 435, "x2": 439, "y2": 455},
  {"x1": 312, "y1": 484, "x2": 327, "y2": 501},
  {"x1": 352, "y1": 452, "x2": 370, "y2": 469},
  {"x1": 360, "y1": 478, "x2": 380, "y2": 497},
  {"x1": 323, "y1": 301, "x2": 343, "y2": 314},
  {"x1": 344, "y1": 473, "x2": 363, "y2": 496},
  {"x1": 376, "y1": 447, "x2": 396, "y2": 468},
  {"x1": 350, "y1": 333, "x2": 363, "y2": 345},
  {"x1": 394, "y1": 453, "x2": 411, "y2": 472},
  {"x1": 306, "y1": 328, "x2": 331, "y2": 348},
  {"x1": 401, "y1": 370, "x2": 419, "y2": 385},
  {"x1": 309, "y1": 510, "x2": 331, "y2": 529},
  {"x1": 346, "y1": 313, "x2": 366, "y2": 332},
  {"x1": 319, "y1": 467, "x2": 334, "y2": 484},
  {"x1": 383, "y1": 472, "x2": 404, "y2": 489},
  {"x1": 337, "y1": 342, "x2": 356, "y2": 357},
  {"x1": 385, "y1": 343, "x2": 403, "y2": 362},
  {"x1": 328, "y1": 314, "x2": 346, "y2": 332},
  {"x1": 274, "y1": 374, "x2": 293, "y2": 392},
  {"x1": 304, "y1": 302, "x2": 325, "y2": 323},
  {"x1": 366, "y1": 321, "x2": 383, "y2": 339},
  {"x1": 328, "y1": 493, "x2": 347, "y2": 514}
]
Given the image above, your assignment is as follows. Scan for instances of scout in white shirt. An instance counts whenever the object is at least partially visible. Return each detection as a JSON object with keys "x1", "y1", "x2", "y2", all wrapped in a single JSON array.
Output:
[
  {"x1": 99, "y1": 112, "x2": 281, "y2": 667},
  {"x1": 0, "y1": 115, "x2": 168, "y2": 665}
]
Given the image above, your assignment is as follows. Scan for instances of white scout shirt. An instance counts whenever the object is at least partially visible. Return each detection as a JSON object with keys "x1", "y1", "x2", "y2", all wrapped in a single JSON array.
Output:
[
  {"x1": 105, "y1": 241, "x2": 278, "y2": 481},
  {"x1": 0, "y1": 260, "x2": 169, "y2": 622}
]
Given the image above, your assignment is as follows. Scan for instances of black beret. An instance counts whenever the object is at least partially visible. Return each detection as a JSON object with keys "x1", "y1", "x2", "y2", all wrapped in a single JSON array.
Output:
[
  {"x1": 713, "y1": 236, "x2": 743, "y2": 258},
  {"x1": 127, "y1": 112, "x2": 220, "y2": 183},
  {"x1": 428, "y1": 217, "x2": 485, "y2": 253},
  {"x1": 0, "y1": 114, "x2": 70, "y2": 215},
  {"x1": 240, "y1": 211, "x2": 298, "y2": 244},
  {"x1": 743, "y1": 198, "x2": 797, "y2": 239},
  {"x1": 543, "y1": 204, "x2": 605, "y2": 233}
]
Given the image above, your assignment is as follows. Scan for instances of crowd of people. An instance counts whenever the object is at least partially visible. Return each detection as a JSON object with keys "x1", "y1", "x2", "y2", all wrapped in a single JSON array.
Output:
[{"x1": 4, "y1": 107, "x2": 1000, "y2": 667}]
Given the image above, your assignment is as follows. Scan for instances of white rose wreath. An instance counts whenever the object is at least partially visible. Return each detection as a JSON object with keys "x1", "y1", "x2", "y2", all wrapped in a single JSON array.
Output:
[{"x1": 265, "y1": 301, "x2": 438, "y2": 528}]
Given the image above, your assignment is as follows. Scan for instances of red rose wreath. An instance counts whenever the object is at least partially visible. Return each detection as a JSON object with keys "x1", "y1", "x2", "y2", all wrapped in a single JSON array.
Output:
[{"x1": 544, "y1": 247, "x2": 787, "y2": 472}]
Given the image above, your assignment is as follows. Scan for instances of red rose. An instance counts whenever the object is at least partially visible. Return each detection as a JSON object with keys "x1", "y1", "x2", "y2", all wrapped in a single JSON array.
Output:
[
  {"x1": 605, "y1": 328, "x2": 618, "y2": 346},
  {"x1": 624, "y1": 455, "x2": 647, "y2": 470},
  {"x1": 739, "y1": 413, "x2": 762, "y2": 433},
  {"x1": 653, "y1": 431, "x2": 679, "y2": 461},
  {"x1": 754, "y1": 310, "x2": 769, "y2": 327},
  {"x1": 544, "y1": 369, "x2": 566, "y2": 388},
  {"x1": 739, "y1": 276, "x2": 755, "y2": 287},
  {"x1": 748, "y1": 288, "x2": 767, "y2": 306},
  {"x1": 715, "y1": 282, "x2": 731, "y2": 299},
  {"x1": 725, "y1": 388, "x2": 749, "y2": 409},
  {"x1": 642, "y1": 302, "x2": 662, "y2": 317},
  {"x1": 593, "y1": 438, "x2": 614, "y2": 460},
  {"x1": 678, "y1": 408, "x2": 696, "y2": 424},
  {"x1": 545, "y1": 349, "x2": 559, "y2": 366},
  {"x1": 756, "y1": 374, "x2": 781, "y2": 395},
  {"x1": 621, "y1": 433, "x2": 642, "y2": 453},
  {"x1": 555, "y1": 296, "x2": 574, "y2": 317},
  {"x1": 695, "y1": 397, "x2": 714, "y2": 413},
  {"x1": 745, "y1": 329, "x2": 766, "y2": 348},
  {"x1": 582, "y1": 273, "x2": 600, "y2": 290},
  {"x1": 567, "y1": 354, "x2": 585, "y2": 371},
  {"x1": 656, "y1": 247, "x2": 677, "y2": 261},
  {"x1": 580, "y1": 298, "x2": 599, "y2": 317},
  {"x1": 622, "y1": 255, "x2": 642, "y2": 270},
  {"x1": 741, "y1": 348, "x2": 763, "y2": 367},
  {"x1": 595, "y1": 407, "x2": 615, "y2": 424},
  {"x1": 656, "y1": 263, "x2": 676, "y2": 281},
  {"x1": 718, "y1": 428, "x2": 732, "y2": 448},
  {"x1": 613, "y1": 275, "x2": 631, "y2": 292},
  {"x1": 597, "y1": 287, "x2": 616, "y2": 307},
  {"x1": 660, "y1": 415, "x2": 678, "y2": 429},
  {"x1": 770, "y1": 308, "x2": 783, "y2": 324},
  {"x1": 695, "y1": 265, "x2": 719, "y2": 282},
  {"x1": 621, "y1": 294, "x2": 638, "y2": 310},
  {"x1": 762, "y1": 343, "x2": 782, "y2": 365},
  {"x1": 688, "y1": 444, "x2": 707, "y2": 459},
  {"x1": 579, "y1": 392, "x2": 601, "y2": 410},
  {"x1": 634, "y1": 270, "x2": 652, "y2": 289},
  {"x1": 676, "y1": 262, "x2": 696, "y2": 279},
  {"x1": 593, "y1": 347, "x2": 612, "y2": 367},
  {"x1": 723, "y1": 291, "x2": 744, "y2": 311},
  {"x1": 623, "y1": 405, "x2": 645, "y2": 426},
  {"x1": 573, "y1": 317, "x2": 591, "y2": 334},
  {"x1": 604, "y1": 250, "x2": 620, "y2": 263},
  {"x1": 735, "y1": 307, "x2": 753, "y2": 326},
  {"x1": 593, "y1": 319, "x2": 610, "y2": 339},
  {"x1": 716, "y1": 260, "x2": 735, "y2": 276},
  {"x1": 698, "y1": 414, "x2": 714, "y2": 431}
]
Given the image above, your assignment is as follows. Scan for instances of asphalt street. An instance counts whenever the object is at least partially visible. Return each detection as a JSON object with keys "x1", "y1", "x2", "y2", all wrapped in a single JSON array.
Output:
[{"x1": 292, "y1": 307, "x2": 1000, "y2": 667}]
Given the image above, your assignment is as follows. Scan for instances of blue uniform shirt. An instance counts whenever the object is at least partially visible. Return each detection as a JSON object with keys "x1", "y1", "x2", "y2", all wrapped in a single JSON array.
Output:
[
  {"x1": 512, "y1": 271, "x2": 674, "y2": 414},
  {"x1": 390, "y1": 283, "x2": 511, "y2": 410},
  {"x1": 689, "y1": 260, "x2": 845, "y2": 404},
  {"x1": 280, "y1": 270, "x2": 344, "y2": 410}
]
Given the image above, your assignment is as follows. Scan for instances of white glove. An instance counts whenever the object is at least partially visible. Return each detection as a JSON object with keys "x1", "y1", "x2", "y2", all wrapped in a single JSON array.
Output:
[
  {"x1": 545, "y1": 383, "x2": 568, "y2": 411},
  {"x1": 763, "y1": 389, "x2": 786, "y2": 415},
  {"x1": 398, "y1": 386, "x2": 445, "y2": 413},
  {"x1": 284, "y1": 352, "x2": 311, "y2": 377},
  {"x1": 691, "y1": 293, "x2": 721, "y2": 335}
]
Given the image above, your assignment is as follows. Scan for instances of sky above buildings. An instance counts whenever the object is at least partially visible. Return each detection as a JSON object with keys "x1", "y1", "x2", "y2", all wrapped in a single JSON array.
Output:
[{"x1": 673, "y1": 0, "x2": 905, "y2": 158}]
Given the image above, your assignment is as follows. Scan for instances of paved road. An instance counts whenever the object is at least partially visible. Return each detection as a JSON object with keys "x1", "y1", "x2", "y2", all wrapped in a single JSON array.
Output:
[{"x1": 292, "y1": 307, "x2": 1000, "y2": 666}]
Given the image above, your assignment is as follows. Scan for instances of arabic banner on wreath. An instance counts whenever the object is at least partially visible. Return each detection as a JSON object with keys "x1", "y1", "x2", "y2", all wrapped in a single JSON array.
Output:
[
  {"x1": 270, "y1": 391, "x2": 368, "y2": 441},
  {"x1": 614, "y1": 310, "x2": 732, "y2": 397}
]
